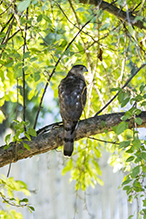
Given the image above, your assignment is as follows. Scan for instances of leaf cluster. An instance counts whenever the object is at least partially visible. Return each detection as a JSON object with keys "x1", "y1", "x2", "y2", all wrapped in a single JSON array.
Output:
[{"x1": 0, "y1": 174, "x2": 34, "y2": 218}]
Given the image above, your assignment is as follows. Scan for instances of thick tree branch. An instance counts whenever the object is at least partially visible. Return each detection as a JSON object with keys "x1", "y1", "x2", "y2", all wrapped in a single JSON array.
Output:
[
  {"x1": 0, "y1": 111, "x2": 146, "y2": 168},
  {"x1": 79, "y1": 0, "x2": 146, "y2": 30}
]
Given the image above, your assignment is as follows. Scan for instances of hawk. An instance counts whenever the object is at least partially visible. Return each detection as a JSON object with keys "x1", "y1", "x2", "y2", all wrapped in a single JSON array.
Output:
[{"x1": 58, "y1": 65, "x2": 88, "y2": 156}]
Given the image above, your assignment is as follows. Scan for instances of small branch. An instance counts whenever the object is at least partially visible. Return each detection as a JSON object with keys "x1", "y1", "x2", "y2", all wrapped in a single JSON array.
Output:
[
  {"x1": 0, "y1": 192, "x2": 28, "y2": 208},
  {"x1": 8, "y1": 26, "x2": 31, "y2": 41},
  {"x1": 88, "y1": 136, "x2": 120, "y2": 145},
  {"x1": 68, "y1": 0, "x2": 80, "y2": 26},
  {"x1": 0, "y1": 16, "x2": 15, "y2": 59},
  {"x1": 33, "y1": 81, "x2": 49, "y2": 129},
  {"x1": 0, "y1": 2, "x2": 13, "y2": 16},
  {"x1": 22, "y1": 8, "x2": 28, "y2": 131},
  {"x1": 56, "y1": 2, "x2": 94, "y2": 40},
  {"x1": 0, "y1": 14, "x2": 14, "y2": 33},
  {"x1": 94, "y1": 63, "x2": 146, "y2": 118}
]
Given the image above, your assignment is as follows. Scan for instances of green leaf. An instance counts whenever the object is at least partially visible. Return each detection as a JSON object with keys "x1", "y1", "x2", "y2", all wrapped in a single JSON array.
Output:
[
  {"x1": 37, "y1": 14, "x2": 42, "y2": 22},
  {"x1": 140, "y1": 84, "x2": 145, "y2": 92},
  {"x1": 135, "y1": 117, "x2": 142, "y2": 125},
  {"x1": 27, "y1": 128, "x2": 37, "y2": 137},
  {"x1": 42, "y1": 14, "x2": 52, "y2": 23},
  {"x1": 19, "y1": 198, "x2": 28, "y2": 203},
  {"x1": 24, "y1": 133, "x2": 31, "y2": 141},
  {"x1": 142, "y1": 166, "x2": 146, "y2": 173},
  {"x1": 121, "y1": 113, "x2": 131, "y2": 120},
  {"x1": 133, "y1": 180, "x2": 141, "y2": 192},
  {"x1": 131, "y1": 166, "x2": 140, "y2": 178},
  {"x1": 110, "y1": 87, "x2": 120, "y2": 92},
  {"x1": 62, "y1": 159, "x2": 73, "y2": 175},
  {"x1": 141, "y1": 101, "x2": 146, "y2": 106},
  {"x1": 123, "y1": 185, "x2": 131, "y2": 191},
  {"x1": 143, "y1": 198, "x2": 146, "y2": 207},
  {"x1": 132, "y1": 138, "x2": 141, "y2": 150},
  {"x1": 119, "y1": 140, "x2": 130, "y2": 149},
  {"x1": 4, "y1": 60, "x2": 14, "y2": 67},
  {"x1": 13, "y1": 119, "x2": 20, "y2": 124},
  {"x1": 118, "y1": 91, "x2": 130, "y2": 107},
  {"x1": 134, "y1": 108, "x2": 141, "y2": 115},
  {"x1": 23, "y1": 142, "x2": 30, "y2": 150},
  {"x1": 126, "y1": 156, "x2": 135, "y2": 162},
  {"x1": 122, "y1": 179, "x2": 132, "y2": 185},
  {"x1": 5, "y1": 134, "x2": 11, "y2": 145},
  {"x1": 141, "y1": 152, "x2": 146, "y2": 161},
  {"x1": 113, "y1": 121, "x2": 128, "y2": 135},
  {"x1": 23, "y1": 52, "x2": 30, "y2": 59},
  {"x1": 17, "y1": 0, "x2": 31, "y2": 12},
  {"x1": 96, "y1": 177, "x2": 104, "y2": 186},
  {"x1": 92, "y1": 160, "x2": 102, "y2": 176},
  {"x1": 76, "y1": 7, "x2": 86, "y2": 12},
  {"x1": 29, "y1": 206, "x2": 35, "y2": 211}
]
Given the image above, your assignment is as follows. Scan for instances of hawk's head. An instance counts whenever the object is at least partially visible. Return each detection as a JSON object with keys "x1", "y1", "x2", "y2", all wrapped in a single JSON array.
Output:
[{"x1": 70, "y1": 65, "x2": 88, "y2": 75}]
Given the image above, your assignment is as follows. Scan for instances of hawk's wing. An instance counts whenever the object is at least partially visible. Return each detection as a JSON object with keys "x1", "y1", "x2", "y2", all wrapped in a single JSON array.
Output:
[{"x1": 58, "y1": 73, "x2": 86, "y2": 122}]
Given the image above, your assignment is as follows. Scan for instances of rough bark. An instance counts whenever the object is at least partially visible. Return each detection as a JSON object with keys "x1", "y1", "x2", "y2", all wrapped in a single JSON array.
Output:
[
  {"x1": 79, "y1": 0, "x2": 146, "y2": 30},
  {"x1": 0, "y1": 111, "x2": 146, "y2": 168}
]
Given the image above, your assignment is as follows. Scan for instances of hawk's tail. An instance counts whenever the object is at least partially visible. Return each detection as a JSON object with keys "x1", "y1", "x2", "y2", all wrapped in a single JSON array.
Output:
[{"x1": 63, "y1": 121, "x2": 77, "y2": 156}]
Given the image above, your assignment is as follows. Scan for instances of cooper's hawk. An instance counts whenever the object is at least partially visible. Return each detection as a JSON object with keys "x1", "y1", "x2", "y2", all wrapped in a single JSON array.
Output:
[{"x1": 58, "y1": 65, "x2": 88, "y2": 156}]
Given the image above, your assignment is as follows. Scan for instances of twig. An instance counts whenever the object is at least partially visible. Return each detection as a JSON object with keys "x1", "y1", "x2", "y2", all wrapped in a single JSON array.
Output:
[
  {"x1": 56, "y1": 2, "x2": 95, "y2": 40},
  {"x1": 0, "y1": 14, "x2": 14, "y2": 33},
  {"x1": 130, "y1": 2, "x2": 141, "y2": 13},
  {"x1": 0, "y1": 16, "x2": 15, "y2": 59},
  {"x1": 0, "y1": 2, "x2": 13, "y2": 16},
  {"x1": 7, "y1": 153, "x2": 12, "y2": 177},
  {"x1": 88, "y1": 136, "x2": 120, "y2": 145},
  {"x1": 94, "y1": 63, "x2": 146, "y2": 118},
  {"x1": 8, "y1": 26, "x2": 31, "y2": 41},
  {"x1": 0, "y1": 192, "x2": 27, "y2": 208},
  {"x1": 22, "y1": 9, "x2": 28, "y2": 131}
]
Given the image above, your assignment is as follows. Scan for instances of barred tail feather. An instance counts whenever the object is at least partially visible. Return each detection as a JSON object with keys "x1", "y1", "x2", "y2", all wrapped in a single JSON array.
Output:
[
  {"x1": 63, "y1": 121, "x2": 76, "y2": 156},
  {"x1": 64, "y1": 139, "x2": 74, "y2": 156}
]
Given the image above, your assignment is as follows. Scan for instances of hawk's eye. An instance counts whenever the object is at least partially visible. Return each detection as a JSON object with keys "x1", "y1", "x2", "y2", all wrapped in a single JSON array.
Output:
[{"x1": 80, "y1": 67, "x2": 83, "y2": 70}]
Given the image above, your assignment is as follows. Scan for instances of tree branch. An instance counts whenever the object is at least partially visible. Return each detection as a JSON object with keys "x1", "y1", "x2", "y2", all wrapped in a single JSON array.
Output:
[
  {"x1": 79, "y1": 0, "x2": 146, "y2": 30},
  {"x1": 0, "y1": 111, "x2": 146, "y2": 168}
]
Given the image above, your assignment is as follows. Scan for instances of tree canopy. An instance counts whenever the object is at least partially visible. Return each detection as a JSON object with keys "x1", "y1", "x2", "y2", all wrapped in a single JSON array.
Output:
[{"x1": 0, "y1": 0, "x2": 146, "y2": 218}]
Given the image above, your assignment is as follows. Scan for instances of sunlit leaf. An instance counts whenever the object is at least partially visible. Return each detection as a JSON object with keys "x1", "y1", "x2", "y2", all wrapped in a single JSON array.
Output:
[{"x1": 17, "y1": 0, "x2": 31, "y2": 12}]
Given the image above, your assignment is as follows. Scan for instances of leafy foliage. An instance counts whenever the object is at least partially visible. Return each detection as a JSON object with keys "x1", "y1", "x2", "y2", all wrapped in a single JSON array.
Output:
[
  {"x1": 0, "y1": 174, "x2": 34, "y2": 218},
  {"x1": 0, "y1": 0, "x2": 146, "y2": 218}
]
